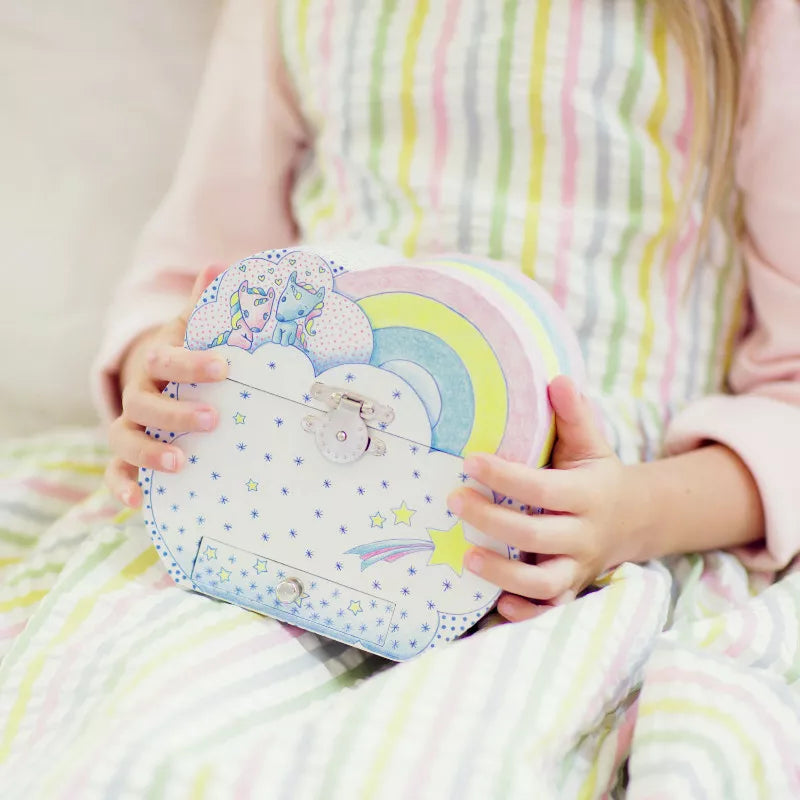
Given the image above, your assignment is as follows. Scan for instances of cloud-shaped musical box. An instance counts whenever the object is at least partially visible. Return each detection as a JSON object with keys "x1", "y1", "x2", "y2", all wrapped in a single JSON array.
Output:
[{"x1": 141, "y1": 246, "x2": 585, "y2": 661}]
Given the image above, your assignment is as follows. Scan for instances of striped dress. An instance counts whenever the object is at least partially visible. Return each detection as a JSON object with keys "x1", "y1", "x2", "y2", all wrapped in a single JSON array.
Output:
[{"x1": 279, "y1": 0, "x2": 750, "y2": 463}]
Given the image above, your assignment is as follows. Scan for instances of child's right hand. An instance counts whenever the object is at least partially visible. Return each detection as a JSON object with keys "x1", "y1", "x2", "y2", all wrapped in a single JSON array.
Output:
[{"x1": 105, "y1": 266, "x2": 229, "y2": 508}]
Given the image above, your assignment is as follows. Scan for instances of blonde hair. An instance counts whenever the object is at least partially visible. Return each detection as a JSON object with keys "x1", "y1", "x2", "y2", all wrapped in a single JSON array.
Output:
[{"x1": 657, "y1": 0, "x2": 743, "y2": 252}]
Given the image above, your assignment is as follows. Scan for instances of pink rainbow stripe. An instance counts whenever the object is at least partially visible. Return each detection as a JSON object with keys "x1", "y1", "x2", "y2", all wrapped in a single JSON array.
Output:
[
  {"x1": 430, "y1": 0, "x2": 460, "y2": 216},
  {"x1": 698, "y1": 565, "x2": 739, "y2": 606},
  {"x1": 383, "y1": 549, "x2": 428, "y2": 563},
  {"x1": 21, "y1": 478, "x2": 90, "y2": 504},
  {"x1": 77, "y1": 506, "x2": 124, "y2": 524},
  {"x1": 613, "y1": 698, "x2": 641, "y2": 772},
  {"x1": 359, "y1": 543, "x2": 431, "y2": 560},
  {"x1": 0, "y1": 621, "x2": 27, "y2": 641},
  {"x1": 320, "y1": 0, "x2": 353, "y2": 229},
  {"x1": 724, "y1": 605, "x2": 759, "y2": 659},
  {"x1": 552, "y1": 0, "x2": 583, "y2": 307},
  {"x1": 659, "y1": 73, "x2": 695, "y2": 413}
]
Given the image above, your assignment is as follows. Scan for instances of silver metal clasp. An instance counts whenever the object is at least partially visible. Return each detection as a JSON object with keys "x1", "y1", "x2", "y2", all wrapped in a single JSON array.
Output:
[{"x1": 302, "y1": 382, "x2": 394, "y2": 463}]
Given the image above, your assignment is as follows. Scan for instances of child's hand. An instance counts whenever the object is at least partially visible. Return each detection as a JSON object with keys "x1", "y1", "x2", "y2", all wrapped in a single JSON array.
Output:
[
  {"x1": 448, "y1": 376, "x2": 643, "y2": 622},
  {"x1": 105, "y1": 266, "x2": 229, "y2": 508}
]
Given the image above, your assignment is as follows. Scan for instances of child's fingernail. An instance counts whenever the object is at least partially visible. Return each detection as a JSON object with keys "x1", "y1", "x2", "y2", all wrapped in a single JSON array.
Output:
[
  {"x1": 195, "y1": 410, "x2": 216, "y2": 431},
  {"x1": 463, "y1": 455, "x2": 485, "y2": 479},
  {"x1": 465, "y1": 549, "x2": 484, "y2": 574},
  {"x1": 447, "y1": 493, "x2": 463, "y2": 516},
  {"x1": 161, "y1": 452, "x2": 177, "y2": 471},
  {"x1": 498, "y1": 596, "x2": 521, "y2": 618},
  {"x1": 207, "y1": 360, "x2": 227, "y2": 380}
]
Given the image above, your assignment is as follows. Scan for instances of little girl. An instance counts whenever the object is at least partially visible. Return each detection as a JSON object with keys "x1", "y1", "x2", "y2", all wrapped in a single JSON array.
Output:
[{"x1": 95, "y1": 0, "x2": 800, "y2": 621}]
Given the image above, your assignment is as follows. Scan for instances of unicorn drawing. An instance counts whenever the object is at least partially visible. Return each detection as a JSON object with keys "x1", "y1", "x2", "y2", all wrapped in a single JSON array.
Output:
[
  {"x1": 210, "y1": 280, "x2": 275, "y2": 351},
  {"x1": 272, "y1": 271, "x2": 326, "y2": 348}
]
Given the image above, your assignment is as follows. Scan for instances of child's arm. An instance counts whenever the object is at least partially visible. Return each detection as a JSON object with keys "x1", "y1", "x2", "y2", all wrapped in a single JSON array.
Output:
[
  {"x1": 93, "y1": 0, "x2": 305, "y2": 421},
  {"x1": 663, "y1": 0, "x2": 800, "y2": 571},
  {"x1": 95, "y1": 0, "x2": 306, "y2": 506},
  {"x1": 450, "y1": 0, "x2": 800, "y2": 618}
]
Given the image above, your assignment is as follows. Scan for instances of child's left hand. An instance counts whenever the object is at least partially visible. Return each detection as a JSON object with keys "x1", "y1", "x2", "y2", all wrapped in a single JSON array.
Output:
[{"x1": 447, "y1": 376, "x2": 644, "y2": 623}]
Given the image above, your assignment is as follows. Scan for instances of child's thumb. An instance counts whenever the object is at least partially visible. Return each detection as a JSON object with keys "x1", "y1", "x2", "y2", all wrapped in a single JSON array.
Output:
[{"x1": 548, "y1": 375, "x2": 613, "y2": 462}]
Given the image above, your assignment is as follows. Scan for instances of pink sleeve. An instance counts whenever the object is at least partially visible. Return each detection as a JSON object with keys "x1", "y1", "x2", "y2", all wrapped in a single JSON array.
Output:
[
  {"x1": 664, "y1": 0, "x2": 800, "y2": 570},
  {"x1": 91, "y1": 0, "x2": 306, "y2": 421}
]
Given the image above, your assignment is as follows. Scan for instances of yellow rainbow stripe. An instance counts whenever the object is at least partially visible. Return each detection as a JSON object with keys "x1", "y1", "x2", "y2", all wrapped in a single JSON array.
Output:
[
  {"x1": 41, "y1": 461, "x2": 106, "y2": 476},
  {"x1": 297, "y1": 0, "x2": 311, "y2": 77},
  {"x1": 358, "y1": 293, "x2": 507, "y2": 456},
  {"x1": 0, "y1": 589, "x2": 47, "y2": 612},
  {"x1": 229, "y1": 288, "x2": 243, "y2": 331},
  {"x1": 189, "y1": 765, "x2": 214, "y2": 800},
  {"x1": 632, "y1": 13, "x2": 675, "y2": 396},
  {"x1": 639, "y1": 699, "x2": 768, "y2": 798},
  {"x1": 399, "y1": 0, "x2": 429, "y2": 256},
  {"x1": 519, "y1": 0, "x2": 552, "y2": 277}
]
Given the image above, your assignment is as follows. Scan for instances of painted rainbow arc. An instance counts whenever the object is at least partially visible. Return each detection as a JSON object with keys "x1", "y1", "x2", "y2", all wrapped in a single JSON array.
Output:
[{"x1": 336, "y1": 261, "x2": 574, "y2": 467}]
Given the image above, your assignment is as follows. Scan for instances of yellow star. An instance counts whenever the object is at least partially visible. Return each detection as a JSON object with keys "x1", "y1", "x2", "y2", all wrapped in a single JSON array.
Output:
[
  {"x1": 217, "y1": 567, "x2": 231, "y2": 582},
  {"x1": 233, "y1": 412, "x2": 246, "y2": 425},
  {"x1": 203, "y1": 545, "x2": 218, "y2": 560},
  {"x1": 427, "y1": 520, "x2": 472, "y2": 576},
  {"x1": 348, "y1": 600, "x2": 363, "y2": 616},
  {"x1": 391, "y1": 500, "x2": 417, "y2": 526},
  {"x1": 246, "y1": 479, "x2": 259, "y2": 492},
  {"x1": 370, "y1": 511, "x2": 386, "y2": 529},
  {"x1": 293, "y1": 591, "x2": 310, "y2": 608},
  {"x1": 253, "y1": 558, "x2": 268, "y2": 574}
]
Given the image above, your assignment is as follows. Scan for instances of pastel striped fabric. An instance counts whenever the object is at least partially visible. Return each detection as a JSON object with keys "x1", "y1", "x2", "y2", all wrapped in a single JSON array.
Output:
[
  {"x1": 280, "y1": 0, "x2": 751, "y2": 464},
  {"x1": 2, "y1": 431, "x2": 800, "y2": 798}
]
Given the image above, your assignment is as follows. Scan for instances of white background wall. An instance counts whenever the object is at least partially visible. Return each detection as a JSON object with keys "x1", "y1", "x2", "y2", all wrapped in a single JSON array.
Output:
[{"x1": 0, "y1": 0, "x2": 222, "y2": 437}]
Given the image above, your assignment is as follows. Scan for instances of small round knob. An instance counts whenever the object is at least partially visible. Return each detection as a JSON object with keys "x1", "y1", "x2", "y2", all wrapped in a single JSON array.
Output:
[
  {"x1": 336, "y1": 430, "x2": 347, "y2": 442},
  {"x1": 276, "y1": 578, "x2": 304, "y2": 604}
]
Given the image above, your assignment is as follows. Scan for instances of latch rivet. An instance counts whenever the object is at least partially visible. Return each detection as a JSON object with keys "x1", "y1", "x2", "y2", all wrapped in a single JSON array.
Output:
[
  {"x1": 336, "y1": 430, "x2": 347, "y2": 442},
  {"x1": 276, "y1": 578, "x2": 303, "y2": 604}
]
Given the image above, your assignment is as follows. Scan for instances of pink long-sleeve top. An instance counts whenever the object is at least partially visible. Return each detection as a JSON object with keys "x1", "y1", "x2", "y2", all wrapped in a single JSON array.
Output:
[{"x1": 93, "y1": 0, "x2": 800, "y2": 570}]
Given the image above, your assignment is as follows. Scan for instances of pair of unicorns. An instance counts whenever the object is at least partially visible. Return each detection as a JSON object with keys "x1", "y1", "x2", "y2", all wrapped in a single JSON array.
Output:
[{"x1": 210, "y1": 270, "x2": 325, "y2": 352}]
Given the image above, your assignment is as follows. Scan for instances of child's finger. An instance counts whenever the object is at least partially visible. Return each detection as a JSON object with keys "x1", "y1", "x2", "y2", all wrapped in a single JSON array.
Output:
[
  {"x1": 464, "y1": 549, "x2": 578, "y2": 601},
  {"x1": 461, "y1": 452, "x2": 588, "y2": 513},
  {"x1": 146, "y1": 345, "x2": 229, "y2": 384},
  {"x1": 108, "y1": 418, "x2": 186, "y2": 473},
  {"x1": 548, "y1": 376, "x2": 613, "y2": 462},
  {"x1": 447, "y1": 488, "x2": 583, "y2": 554},
  {"x1": 105, "y1": 457, "x2": 142, "y2": 507},
  {"x1": 123, "y1": 390, "x2": 219, "y2": 435},
  {"x1": 496, "y1": 594, "x2": 554, "y2": 623}
]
